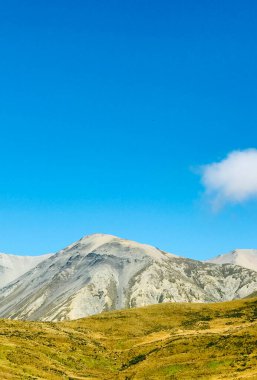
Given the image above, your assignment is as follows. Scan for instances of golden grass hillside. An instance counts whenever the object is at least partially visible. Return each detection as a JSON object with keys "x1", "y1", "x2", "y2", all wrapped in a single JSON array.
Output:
[{"x1": 1, "y1": 298, "x2": 257, "y2": 379}]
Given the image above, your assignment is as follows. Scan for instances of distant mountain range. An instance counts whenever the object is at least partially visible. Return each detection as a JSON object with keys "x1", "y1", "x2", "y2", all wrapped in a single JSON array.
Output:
[
  {"x1": 0, "y1": 252, "x2": 52, "y2": 289},
  {"x1": 0, "y1": 234, "x2": 257, "y2": 321}
]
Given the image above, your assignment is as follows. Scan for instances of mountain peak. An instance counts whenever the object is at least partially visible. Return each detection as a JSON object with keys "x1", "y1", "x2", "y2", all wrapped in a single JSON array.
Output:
[
  {"x1": 62, "y1": 233, "x2": 175, "y2": 262},
  {"x1": 79, "y1": 233, "x2": 118, "y2": 244},
  {"x1": 207, "y1": 249, "x2": 257, "y2": 271},
  {"x1": 81, "y1": 233, "x2": 118, "y2": 239}
]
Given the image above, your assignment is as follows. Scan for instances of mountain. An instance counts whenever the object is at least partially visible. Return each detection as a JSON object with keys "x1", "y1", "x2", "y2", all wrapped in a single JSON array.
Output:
[
  {"x1": 0, "y1": 252, "x2": 52, "y2": 289},
  {"x1": 207, "y1": 249, "x2": 257, "y2": 272},
  {"x1": 1, "y1": 234, "x2": 257, "y2": 321}
]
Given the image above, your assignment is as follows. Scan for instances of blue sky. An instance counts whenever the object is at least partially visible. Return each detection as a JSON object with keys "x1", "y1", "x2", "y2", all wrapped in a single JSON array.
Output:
[{"x1": 0, "y1": 0, "x2": 257, "y2": 259}]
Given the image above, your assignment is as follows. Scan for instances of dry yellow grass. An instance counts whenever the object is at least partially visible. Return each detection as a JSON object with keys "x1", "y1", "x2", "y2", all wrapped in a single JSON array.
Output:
[{"x1": 1, "y1": 297, "x2": 257, "y2": 379}]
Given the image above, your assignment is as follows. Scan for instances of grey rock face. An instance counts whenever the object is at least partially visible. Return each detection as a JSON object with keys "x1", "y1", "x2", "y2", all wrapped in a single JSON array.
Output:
[{"x1": 0, "y1": 234, "x2": 257, "y2": 321}]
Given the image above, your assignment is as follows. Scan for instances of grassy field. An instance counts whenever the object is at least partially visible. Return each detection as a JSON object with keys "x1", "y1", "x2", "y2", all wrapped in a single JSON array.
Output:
[{"x1": 1, "y1": 298, "x2": 257, "y2": 379}]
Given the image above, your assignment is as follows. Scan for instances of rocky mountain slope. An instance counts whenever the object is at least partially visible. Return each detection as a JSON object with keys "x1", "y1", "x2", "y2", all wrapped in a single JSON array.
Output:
[
  {"x1": 0, "y1": 252, "x2": 52, "y2": 289},
  {"x1": 207, "y1": 249, "x2": 257, "y2": 272},
  {"x1": 0, "y1": 234, "x2": 257, "y2": 321}
]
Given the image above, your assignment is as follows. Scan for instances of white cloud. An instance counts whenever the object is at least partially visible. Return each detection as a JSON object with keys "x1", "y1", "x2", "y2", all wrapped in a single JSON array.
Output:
[{"x1": 201, "y1": 149, "x2": 257, "y2": 209}]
